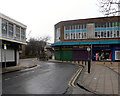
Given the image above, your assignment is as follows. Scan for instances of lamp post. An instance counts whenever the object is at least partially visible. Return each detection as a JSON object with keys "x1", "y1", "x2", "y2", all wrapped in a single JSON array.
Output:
[{"x1": 87, "y1": 47, "x2": 91, "y2": 73}]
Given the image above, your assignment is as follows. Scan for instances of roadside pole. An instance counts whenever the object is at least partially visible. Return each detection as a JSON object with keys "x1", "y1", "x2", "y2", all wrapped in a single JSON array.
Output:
[
  {"x1": 4, "y1": 44, "x2": 7, "y2": 68},
  {"x1": 87, "y1": 47, "x2": 91, "y2": 73}
]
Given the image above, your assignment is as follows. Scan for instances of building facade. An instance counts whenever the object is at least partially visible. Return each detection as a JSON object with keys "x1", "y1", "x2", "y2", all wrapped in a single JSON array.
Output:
[
  {"x1": 52, "y1": 16, "x2": 120, "y2": 62},
  {"x1": 0, "y1": 13, "x2": 27, "y2": 67}
]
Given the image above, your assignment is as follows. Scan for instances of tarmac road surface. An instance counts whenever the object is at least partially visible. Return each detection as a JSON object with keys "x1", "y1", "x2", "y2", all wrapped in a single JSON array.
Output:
[{"x1": 2, "y1": 59, "x2": 79, "y2": 94}]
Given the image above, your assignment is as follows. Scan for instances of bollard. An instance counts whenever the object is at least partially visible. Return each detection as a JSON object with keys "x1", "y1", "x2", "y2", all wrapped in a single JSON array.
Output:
[
  {"x1": 85, "y1": 61, "x2": 86, "y2": 65},
  {"x1": 88, "y1": 60, "x2": 91, "y2": 73},
  {"x1": 82, "y1": 61, "x2": 83, "y2": 65}
]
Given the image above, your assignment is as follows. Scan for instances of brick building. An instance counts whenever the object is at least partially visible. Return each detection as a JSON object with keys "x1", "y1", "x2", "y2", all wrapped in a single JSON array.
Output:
[{"x1": 52, "y1": 16, "x2": 120, "y2": 62}]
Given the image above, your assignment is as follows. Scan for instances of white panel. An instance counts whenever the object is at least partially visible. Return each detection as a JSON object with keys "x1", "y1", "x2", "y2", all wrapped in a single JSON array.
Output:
[
  {"x1": 115, "y1": 51, "x2": 120, "y2": 60},
  {"x1": 0, "y1": 49, "x2": 1, "y2": 62},
  {"x1": 0, "y1": 18, "x2": 2, "y2": 36},
  {"x1": 86, "y1": 23, "x2": 95, "y2": 39},
  {"x1": 17, "y1": 51, "x2": 19, "y2": 65},
  {"x1": 2, "y1": 49, "x2": 15, "y2": 62}
]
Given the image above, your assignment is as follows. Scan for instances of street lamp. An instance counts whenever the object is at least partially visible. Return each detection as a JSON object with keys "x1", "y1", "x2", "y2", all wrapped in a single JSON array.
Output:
[{"x1": 87, "y1": 47, "x2": 91, "y2": 73}]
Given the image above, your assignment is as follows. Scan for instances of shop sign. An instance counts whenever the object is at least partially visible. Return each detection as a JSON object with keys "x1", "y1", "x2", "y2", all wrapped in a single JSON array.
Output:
[
  {"x1": 4, "y1": 44, "x2": 7, "y2": 50},
  {"x1": 115, "y1": 47, "x2": 120, "y2": 50}
]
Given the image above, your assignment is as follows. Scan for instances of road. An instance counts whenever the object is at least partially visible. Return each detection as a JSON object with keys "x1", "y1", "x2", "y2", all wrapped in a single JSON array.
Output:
[{"x1": 2, "y1": 59, "x2": 80, "y2": 94}]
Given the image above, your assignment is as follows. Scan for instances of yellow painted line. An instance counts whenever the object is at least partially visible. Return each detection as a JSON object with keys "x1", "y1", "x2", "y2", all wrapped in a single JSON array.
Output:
[
  {"x1": 71, "y1": 68, "x2": 82, "y2": 87},
  {"x1": 68, "y1": 67, "x2": 82, "y2": 87}
]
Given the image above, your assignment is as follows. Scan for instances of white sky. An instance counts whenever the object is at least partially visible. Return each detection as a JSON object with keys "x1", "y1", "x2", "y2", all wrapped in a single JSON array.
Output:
[{"x1": 0, "y1": 0, "x2": 103, "y2": 43}]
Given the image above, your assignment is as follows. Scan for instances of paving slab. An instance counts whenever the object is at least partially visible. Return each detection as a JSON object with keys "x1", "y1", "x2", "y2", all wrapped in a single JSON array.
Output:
[{"x1": 73, "y1": 63, "x2": 119, "y2": 94}]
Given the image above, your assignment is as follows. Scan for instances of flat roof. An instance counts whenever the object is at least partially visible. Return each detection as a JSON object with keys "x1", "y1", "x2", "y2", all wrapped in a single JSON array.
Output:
[
  {"x1": 55, "y1": 16, "x2": 120, "y2": 26},
  {"x1": 0, "y1": 13, "x2": 27, "y2": 29}
]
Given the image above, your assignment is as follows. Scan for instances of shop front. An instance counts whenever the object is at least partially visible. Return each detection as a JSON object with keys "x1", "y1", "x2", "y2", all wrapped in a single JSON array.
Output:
[{"x1": 92, "y1": 45, "x2": 113, "y2": 62}]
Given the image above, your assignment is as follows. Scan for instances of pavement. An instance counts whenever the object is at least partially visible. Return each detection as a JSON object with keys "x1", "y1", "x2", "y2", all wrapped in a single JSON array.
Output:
[
  {"x1": 72, "y1": 63, "x2": 120, "y2": 95},
  {"x1": 2, "y1": 58, "x2": 37, "y2": 74}
]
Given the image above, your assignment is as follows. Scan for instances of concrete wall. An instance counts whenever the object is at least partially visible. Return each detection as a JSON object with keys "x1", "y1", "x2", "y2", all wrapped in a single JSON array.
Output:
[{"x1": 86, "y1": 23, "x2": 95, "y2": 39}]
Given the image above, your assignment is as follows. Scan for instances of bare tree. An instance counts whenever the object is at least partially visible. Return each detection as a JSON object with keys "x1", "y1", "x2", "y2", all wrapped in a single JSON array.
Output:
[
  {"x1": 97, "y1": 0, "x2": 120, "y2": 16},
  {"x1": 25, "y1": 36, "x2": 51, "y2": 60}
]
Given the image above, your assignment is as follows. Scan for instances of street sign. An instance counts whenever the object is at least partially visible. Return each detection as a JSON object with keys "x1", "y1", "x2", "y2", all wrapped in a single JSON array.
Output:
[
  {"x1": 4, "y1": 44, "x2": 7, "y2": 50},
  {"x1": 87, "y1": 47, "x2": 90, "y2": 51}
]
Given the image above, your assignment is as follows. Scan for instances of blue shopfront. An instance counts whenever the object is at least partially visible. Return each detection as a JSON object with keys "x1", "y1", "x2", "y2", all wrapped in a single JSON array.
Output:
[{"x1": 92, "y1": 44, "x2": 120, "y2": 62}]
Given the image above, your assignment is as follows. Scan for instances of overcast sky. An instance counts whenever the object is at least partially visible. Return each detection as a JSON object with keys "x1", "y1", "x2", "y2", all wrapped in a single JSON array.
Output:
[{"x1": 0, "y1": 0, "x2": 103, "y2": 43}]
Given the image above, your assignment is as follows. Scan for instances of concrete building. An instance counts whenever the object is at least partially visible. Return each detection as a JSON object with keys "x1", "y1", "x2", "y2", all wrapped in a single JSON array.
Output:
[
  {"x1": 52, "y1": 16, "x2": 120, "y2": 62},
  {"x1": 0, "y1": 13, "x2": 27, "y2": 67}
]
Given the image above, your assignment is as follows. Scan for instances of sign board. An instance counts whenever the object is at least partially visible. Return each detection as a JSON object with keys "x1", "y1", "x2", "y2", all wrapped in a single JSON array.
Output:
[
  {"x1": 4, "y1": 44, "x2": 7, "y2": 50},
  {"x1": 87, "y1": 47, "x2": 91, "y2": 51}
]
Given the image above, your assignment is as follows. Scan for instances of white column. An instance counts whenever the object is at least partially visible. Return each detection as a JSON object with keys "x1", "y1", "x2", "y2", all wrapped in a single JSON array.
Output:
[{"x1": 0, "y1": 18, "x2": 2, "y2": 37}]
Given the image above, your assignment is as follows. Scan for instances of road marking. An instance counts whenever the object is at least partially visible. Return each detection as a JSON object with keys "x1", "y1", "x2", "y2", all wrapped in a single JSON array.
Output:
[
  {"x1": 68, "y1": 67, "x2": 82, "y2": 87},
  {"x1": 71, "y1": 68, "x2": 82, "y2": 87},
  {"x1": 68, "y1": 68, "x2": 80, "y2": 86},
  {"x1": 5, "y1": 78, "x2": 10, "y2": 80}
]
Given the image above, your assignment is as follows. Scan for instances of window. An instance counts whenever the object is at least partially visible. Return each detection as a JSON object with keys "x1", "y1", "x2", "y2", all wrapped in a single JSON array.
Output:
[
  {"x1": 95, "y1": 32, "x2": 97, "y2": 38},
  {"x1": 83, "y1": 33, "x2": 86, "y2": 38},
  {"x1": 2, "y1": 19, "x2": 7, "y2": 37},
  {"x1": 101, "y1": 32, "x2": 103, "y2": 38},
  {"x1": 16, "y1": 26, "x2": 20, "y2": 40},
  {"x1": 71, "y1": 33, "x2": 73, "y2": 39},
  {"x1": 97, "y1": 32, "x2": 100, "y2": 38},
  {"x1": 109, "y1": 31, "x2": 112, "y2": 38},
  {"x1": 79, "y1": 33, "x2": 80, "y2": 38},
  {"x1": 104, "y1": 31, "x2": 106, "y2": 37},
  {"x1": 21, "y1": 28, "x2": 25, "y2": 40},
  {"x1": 117, "y1": 31, "x2": 119, "y2": 37},
  {"x1": 65, "y1": 34, "x2": 68, "y2": 39},
  {"x1": 8, "y1": 23, "x2": 14, "y2": 38},
  {"x1": 114, "y1": 31, "x2": 116, "y2": 37},
  {"x1": 76, "y1": 33, "x2": 78, "y2": 39},
  {"x1": 73, "y1": 33, "x2": 75, "y2": 39},
  {"x1": 109, "y1": 22, "x2": 113, "y2": 27},
  {"x1": 107, "y1": 31, "x2": 109, "y2": 37},
  {"x1": 106, "y1": 22, "x2": 109, "y2": 27}
]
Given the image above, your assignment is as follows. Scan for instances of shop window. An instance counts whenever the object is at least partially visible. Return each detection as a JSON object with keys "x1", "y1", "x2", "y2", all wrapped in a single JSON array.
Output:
[{"x1": 94, "y1": 51, "x2": 112, "y2": 61}]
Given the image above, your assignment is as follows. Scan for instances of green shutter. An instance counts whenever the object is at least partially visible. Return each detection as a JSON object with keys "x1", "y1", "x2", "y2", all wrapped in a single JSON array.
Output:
[{"x1": 61, "y1": 50, "x2": 73, "y2": 61}]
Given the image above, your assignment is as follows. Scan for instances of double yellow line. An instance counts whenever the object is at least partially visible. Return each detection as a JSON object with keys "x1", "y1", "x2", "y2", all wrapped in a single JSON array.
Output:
[{"x1": 68, "y1": 67, "x2": 82, "y2": 87}]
